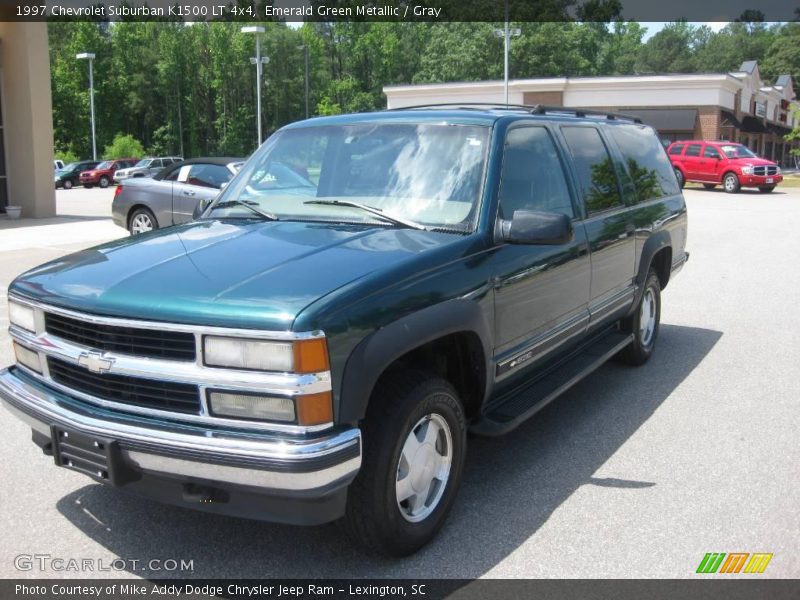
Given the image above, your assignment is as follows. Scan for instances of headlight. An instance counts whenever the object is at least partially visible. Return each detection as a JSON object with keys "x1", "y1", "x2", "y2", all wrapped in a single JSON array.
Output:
[
  {"x1": 203, "y1": 336, "x2": 329, "y2": 373},
  {"x1": 13, "y1": 342, "x2": 42, "y2": 373},
  {"x1": 776, "y1": 167, "x2": 781, "y2": 175},
  {"x1": 9, "y1": 300, "x2": 36, "y2": 332},
  {"x1": 741, "y1": 166, "x2": 754, "y2": 175}
]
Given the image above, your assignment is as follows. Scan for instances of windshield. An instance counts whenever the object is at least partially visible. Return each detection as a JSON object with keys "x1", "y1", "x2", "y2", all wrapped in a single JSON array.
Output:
[
  {"x1": 720, "y1": 144, "x2": 758, "y2": 159},
  {"x1": 210, "y1": 123, "x2": 490, "y2": 230},
  {"x1": 95, "y1": 161, "x2": 112, "y2": 170},
  {"x1": 134, "y1": 159, "x2": 152, "y2": 168},
  {"x1": 62, "y1": 162, "x2": 79, "y2": 171}
]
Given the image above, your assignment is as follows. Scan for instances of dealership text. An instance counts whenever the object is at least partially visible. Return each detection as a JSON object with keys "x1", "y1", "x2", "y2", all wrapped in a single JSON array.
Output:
[{"x1": 16, "y1": 584, "x2": 425, "y2": 597}]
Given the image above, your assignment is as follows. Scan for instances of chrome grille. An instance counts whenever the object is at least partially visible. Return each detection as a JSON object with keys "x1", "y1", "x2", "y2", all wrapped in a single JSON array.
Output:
[
  {"x1": 752, "y1": 166, "x2": 778, "y2": 176},
  {"x1": 48, "y1": 357, "x2": 201, "y2": 414},
  {"x1": 45, "y1": 312, "x2": 196, "y2": 361}
]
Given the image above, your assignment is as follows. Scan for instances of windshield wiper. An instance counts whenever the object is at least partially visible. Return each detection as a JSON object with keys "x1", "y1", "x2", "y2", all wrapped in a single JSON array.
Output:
[
  {"x1": 211, "y1": 200, "x2": 278, "y2": 221},
  {"x1": 303, "y1": 200, "x2": 426, "y2": 230}
]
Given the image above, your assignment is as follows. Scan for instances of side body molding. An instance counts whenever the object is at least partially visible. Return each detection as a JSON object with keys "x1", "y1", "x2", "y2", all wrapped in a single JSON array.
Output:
[{"x1": 338, "y1": 299, "x2": 494, "y2": 423}]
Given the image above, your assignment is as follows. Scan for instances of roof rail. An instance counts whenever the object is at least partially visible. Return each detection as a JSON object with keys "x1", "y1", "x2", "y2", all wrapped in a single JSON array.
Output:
[
  {"x1": 387, "y1": 102, "x2": 643, "y2": 124},
  {"x1": 386, "y1": 102, "x2": 537, "y2": 112},
  {"x1": 530, "y1": 105, "x2": 643, "y2": 124}
]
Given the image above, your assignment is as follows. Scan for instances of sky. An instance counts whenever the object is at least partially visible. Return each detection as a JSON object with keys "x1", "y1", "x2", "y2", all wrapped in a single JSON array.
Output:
[{"x1": 641, "y1": 22, "x2": 730, "y2": 40}]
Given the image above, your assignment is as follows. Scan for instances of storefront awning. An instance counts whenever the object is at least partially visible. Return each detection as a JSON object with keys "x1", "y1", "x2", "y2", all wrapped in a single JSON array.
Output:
[
  {"x1": 767, "y1": 123, "x2": 791, "y2": 137},
  {"x1": 741, "y1": 116, "x2": 768, "y2": 134},
  {"x1": 620, "y1": 108, "x2": 697, "y2": 131},
  {"x1": 720, "y1": 111, "x2": 741, "y2": 128}
]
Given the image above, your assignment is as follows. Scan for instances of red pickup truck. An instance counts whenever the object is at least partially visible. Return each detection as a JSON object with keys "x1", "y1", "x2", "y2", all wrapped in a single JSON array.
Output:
[
  {"x1": 667, "y1": 140, "x2": 782, "y2": 193},
  {"x1": 79, "y1": 158, "x2": 137, "y2": 189}
]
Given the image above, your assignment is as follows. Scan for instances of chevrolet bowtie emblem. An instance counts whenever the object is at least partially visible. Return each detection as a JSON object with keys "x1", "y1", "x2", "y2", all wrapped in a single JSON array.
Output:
[{"x1": 77, "y1": 352, "x2": 115, "y2": 374}]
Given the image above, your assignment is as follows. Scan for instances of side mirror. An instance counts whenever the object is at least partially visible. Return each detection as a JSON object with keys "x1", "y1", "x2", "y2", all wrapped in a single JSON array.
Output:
[
  {"x1": 192, "y1": 198, "x2": 212, "y2": 220},
  {"x1": 501, "y1": 210, "x2": 573, "y2": 245}
]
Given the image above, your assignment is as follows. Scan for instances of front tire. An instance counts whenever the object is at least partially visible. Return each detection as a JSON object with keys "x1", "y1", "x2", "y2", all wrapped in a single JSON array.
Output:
[
  {"x1": 759, "y1": 186, "x2": 775, "y2": 193},
  {"x1": 63, "y1": 179, "x2": 73, "y2": 190},
  {"x1": 723, "y1": 172, "x2": 740, "y2": 194},
  {"x1": 128, "y1": 207, "x2": 158, "y2": 235},
  {"x1": 341, "y1": 371, "x2": 466, "y2": 557},
  {"x1": 673, "y1": 168, "x2": 685, "y2": 189},
  {"x1": 617, "y1": 269, "x2": 661, "y2": 366},
  {"x1": 99, "y1": 176, "x2": 110, "y2": 188}
]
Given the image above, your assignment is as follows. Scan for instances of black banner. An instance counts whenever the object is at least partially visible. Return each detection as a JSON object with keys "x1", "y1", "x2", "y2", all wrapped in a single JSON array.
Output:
[
  {"x1": 2, "y1": 580, "x2": 800, "y2": 600},
  {"x1": 2, "y1": 0, "x2": 799, "y2": 23}
]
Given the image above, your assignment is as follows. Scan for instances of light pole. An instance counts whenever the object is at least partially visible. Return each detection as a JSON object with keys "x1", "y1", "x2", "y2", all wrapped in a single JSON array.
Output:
[
  {"x1": 297, "y1": 44, "x2": 309, "y2": 119},
  {"x1": 241, "y1": 26, "x2": 268, "y2": 145},
  {"x1": 76, "y1": 52, "x2": 97, "y2": 160},
  {"x1": 493, "y1": 1, "x2": 521, "y2": 106}
]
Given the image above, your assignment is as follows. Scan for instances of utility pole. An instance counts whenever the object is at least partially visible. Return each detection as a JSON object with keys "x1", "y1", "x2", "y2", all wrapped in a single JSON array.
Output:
[
  {"x1": 242, "y1": 26, "x2": 268, "y2": 145},
  {"x1": 493, "y1": 0, "x2": 521, "y2": 106},
  {"x1": 76, "y1": 53, "x2": 97, "y2": 159}
]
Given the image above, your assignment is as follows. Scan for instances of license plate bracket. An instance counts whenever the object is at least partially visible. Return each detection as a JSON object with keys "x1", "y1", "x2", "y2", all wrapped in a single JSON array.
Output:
[{"x1": 51, "y1": 426, "x2": 138, "y2": 486}]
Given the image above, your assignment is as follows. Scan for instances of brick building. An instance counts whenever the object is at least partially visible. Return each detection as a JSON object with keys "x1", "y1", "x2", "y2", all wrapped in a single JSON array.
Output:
[{"x1": 384, "y1": 60, "x2": 799, "y2": 167}]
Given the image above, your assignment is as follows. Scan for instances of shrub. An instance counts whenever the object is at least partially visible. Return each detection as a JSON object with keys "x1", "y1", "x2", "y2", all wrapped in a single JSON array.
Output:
[{"x1": 102, "y1": 134, "x2": 145, "y2": 159}]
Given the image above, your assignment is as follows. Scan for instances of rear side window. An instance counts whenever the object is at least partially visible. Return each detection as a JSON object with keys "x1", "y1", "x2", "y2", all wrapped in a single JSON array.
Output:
[
  {"x1": 498, "y1": 127, "x2": 574, "y2": 219},
  {"x1": 561, "y1": 126, "x2": 622, "y2": 214},
  {"x1": 608, "y1": 125, "x2": 681, "y2": 202},
  {"x1": 668, "y1": 144, "x2": 684, "y2": 155},
  {"x1": 685, "y1": 144, "x2": 702, "y2": 157}
]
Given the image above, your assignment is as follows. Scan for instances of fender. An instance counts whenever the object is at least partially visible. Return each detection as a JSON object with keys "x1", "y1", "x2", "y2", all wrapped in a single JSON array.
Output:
[
  {"x1": 631, "y1": 229, "x2": 672, "y2": 311},
  {"x1": 338, "y1": 298, "x2": 494, "y2": 423}
]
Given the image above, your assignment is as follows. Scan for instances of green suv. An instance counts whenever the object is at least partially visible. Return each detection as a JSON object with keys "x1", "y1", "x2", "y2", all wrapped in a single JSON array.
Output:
[{"x1": 2, "y1": 105, "x2": 688, "y2": 556}]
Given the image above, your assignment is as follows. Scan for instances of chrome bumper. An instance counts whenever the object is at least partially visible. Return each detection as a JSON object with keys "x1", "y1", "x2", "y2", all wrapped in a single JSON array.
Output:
[{"x1": 0, "y1": 367, "x2": 361, "y2": 493}]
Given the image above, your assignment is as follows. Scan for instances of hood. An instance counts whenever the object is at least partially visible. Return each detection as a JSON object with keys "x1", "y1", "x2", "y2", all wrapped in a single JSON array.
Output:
[
  {"x1": 10, "y1": 220, "x2": 456, "y2": 330},
  {"x1": 727, "y1": 156, "x2": 777, "y2": 167}
]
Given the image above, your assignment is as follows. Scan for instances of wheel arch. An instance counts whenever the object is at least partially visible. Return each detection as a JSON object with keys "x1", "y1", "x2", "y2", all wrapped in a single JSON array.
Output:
[
  {"x1": 630, "y1": 231, "x2": 672, "y2": 313},
  {"x1": 127, "y1": 204, "x2": 158, "y2": 229},
  {"x1": 338, "y1": 299, "x2": 493, "y2": 424}
]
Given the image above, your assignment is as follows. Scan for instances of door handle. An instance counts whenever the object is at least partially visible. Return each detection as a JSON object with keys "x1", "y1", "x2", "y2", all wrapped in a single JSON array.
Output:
[{"x1": 183, "y1": 190, "x2": 195, "y2": 196}]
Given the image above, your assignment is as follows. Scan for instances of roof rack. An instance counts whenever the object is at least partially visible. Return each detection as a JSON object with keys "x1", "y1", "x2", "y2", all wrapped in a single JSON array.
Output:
[{"x1": 387, "y1": 102, "x2": 643, "y2": 124}]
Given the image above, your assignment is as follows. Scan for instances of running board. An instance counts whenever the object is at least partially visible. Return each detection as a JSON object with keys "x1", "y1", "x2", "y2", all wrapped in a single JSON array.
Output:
[{"x1": 471, "y1": 331, "x2": 634, "y2": 436}]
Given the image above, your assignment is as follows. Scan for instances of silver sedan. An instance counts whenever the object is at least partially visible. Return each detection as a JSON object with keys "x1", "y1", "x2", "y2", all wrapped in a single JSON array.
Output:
[{"x1": 112, "y1": 158, "x2": 243, "y2": 235}]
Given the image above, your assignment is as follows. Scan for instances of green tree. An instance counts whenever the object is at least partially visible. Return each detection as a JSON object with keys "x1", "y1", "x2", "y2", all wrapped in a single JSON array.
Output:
[{"x1": 102, "y1": 133, "x2": 145, "y2": 159}]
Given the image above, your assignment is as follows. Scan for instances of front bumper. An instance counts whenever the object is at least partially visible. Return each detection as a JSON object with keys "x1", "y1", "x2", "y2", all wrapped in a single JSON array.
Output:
[
  {"x1": 741, "y1": 173, "x2": 782, "y2": 186},
  {"x1": 0, "y1": 367, "x2": 361, "y2": 525}
]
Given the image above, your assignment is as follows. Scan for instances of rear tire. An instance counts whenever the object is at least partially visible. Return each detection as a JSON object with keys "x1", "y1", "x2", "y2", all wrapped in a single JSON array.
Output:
[
  {"x1": 99, "y1": 176, "x2": 110, "y2": 188},
  {"x1": 723, "y1": 172, "x2": 740, "y2": 194},
  {"x1": 616, "y1": 269, "x2": 661, "y2": 366},
  {"x1": 673, "y1": 168, "x2": 685, "y2": 189},
  {"x1": 759, "y1": 186, "x2": 775, "y2": 193},
  {"x1": 128, "y1": 207, "x2": 158, "y2": 235},
  {"x1": 703, "y1": 183, "x2": 716, "y2": 190},
  {"x1": 340, "y1": 370, "x2": 466, "y2": 557}
]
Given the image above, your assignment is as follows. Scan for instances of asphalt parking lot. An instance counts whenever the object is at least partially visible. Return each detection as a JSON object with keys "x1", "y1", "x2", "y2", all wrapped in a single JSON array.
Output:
[{"x1": 0, "y1": 185, "x2": 798, "y2": 579}]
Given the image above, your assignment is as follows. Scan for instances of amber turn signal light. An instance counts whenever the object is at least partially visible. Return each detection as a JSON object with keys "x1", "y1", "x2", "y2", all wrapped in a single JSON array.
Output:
[
  {"x1": 296, "y1": 392, "x2": 333, "y2": 426},
  {"x1": 293, "y1": 338, "x2": 330, "y2": 374}
]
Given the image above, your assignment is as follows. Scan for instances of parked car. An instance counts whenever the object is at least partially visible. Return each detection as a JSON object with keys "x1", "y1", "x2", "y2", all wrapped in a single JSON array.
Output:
[
  {"x1": 79, "y1": 159, "x2": 138, "y2": 189},
  {"x1": 53, "y1": 160, "x2": 100, "y2": 189},
  {"x1": 2, "y1": 106, "x2": 688, "y2": 556},
  {"x1": 113, "y1": 156, "x2": 183, "y2": 182},
  {"x1": 112, "y1": 157, "x2": 244, "y2": 234},
  {"x1": 668, "y1": 140, "x2": 783, "y2": 193},
  {"x1": 53, "y1": 159, "x2": 65, "y2": 171}
]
